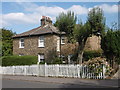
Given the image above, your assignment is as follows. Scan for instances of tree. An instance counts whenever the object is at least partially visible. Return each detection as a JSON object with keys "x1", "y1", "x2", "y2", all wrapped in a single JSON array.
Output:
[
  {"x1": 74, "y1": 7, "x2": 105, "y2": 64},
  {"x1": 74, "y1": 22, "x2": 91, "y2": 64},
  {"x1": 87, "y1": 7, "x2": 105, "y2": 37},
  {"x1": 1, "y1": 28, "x2": 15, "y2": 56},
  {"x1": 101, "y1": 29, "x2": 120, "y2": 67},
  {"x1": 55, "y1": 11, "x2": 77, "y2": 43}
]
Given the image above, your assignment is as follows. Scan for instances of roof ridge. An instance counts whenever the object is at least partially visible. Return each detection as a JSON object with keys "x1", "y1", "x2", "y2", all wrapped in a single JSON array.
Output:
[
  {"x1": 13, "y1": 24, "x2": 66, "y2": 38},
  {"x1": 49, "y1": 24, "x2": 54, "y2": 33}
]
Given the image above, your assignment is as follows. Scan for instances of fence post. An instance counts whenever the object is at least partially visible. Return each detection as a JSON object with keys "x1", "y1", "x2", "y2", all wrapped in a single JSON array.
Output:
[
  {"x1": 12, "y1": 66, "x2": 15, "y2": 75},
  {"x1": 103, "y1": 65, "x2": 106, "y2": 79},
  {"x1": 37, "y1": 62, "x2": 40, "y2": 77},
  {"x1": 25, "y1": 66, "x2": 27, "y2": 76},
  {"x1": 77, "y1": 65, "x2": 80, "y2": 78},
  {"x1": 45, "y1": 63, "x2": 48, "y2": 77},
  {"x1": 56, "y1": 64, "x2": 59, "y2": 77}
]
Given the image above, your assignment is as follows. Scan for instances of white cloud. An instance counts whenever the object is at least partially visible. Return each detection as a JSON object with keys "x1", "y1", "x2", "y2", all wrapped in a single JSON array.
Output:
[
  {"x1": 95, "y1": 4, "x2": 118, "y2": 13},
  {"x1": 2, "y1": 12, "x2": 40, "y2": 25},
  {"x1": 35, "y1": 6, "x2": 66, "y2": 16},
  {"x1": 67, "y1": 5, "x2": 88, "y2": 15},
  {"x1": 1, "y1": 3, "x2": 118, "y2": 28}
]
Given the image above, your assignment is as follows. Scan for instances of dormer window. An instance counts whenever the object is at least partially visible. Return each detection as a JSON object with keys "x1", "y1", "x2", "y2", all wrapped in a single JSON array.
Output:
[
  {"x1": 38, "y1": 36, "x2": 44, "y2": 47},
  {"x1": 19, "y1": 38, "x2": 24, "y2": 48}
]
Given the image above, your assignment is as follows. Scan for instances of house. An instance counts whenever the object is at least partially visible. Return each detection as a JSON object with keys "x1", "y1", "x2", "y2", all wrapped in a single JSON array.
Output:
[{"x1": 13, "y1": 16, "x2": 101, "y2": 64}]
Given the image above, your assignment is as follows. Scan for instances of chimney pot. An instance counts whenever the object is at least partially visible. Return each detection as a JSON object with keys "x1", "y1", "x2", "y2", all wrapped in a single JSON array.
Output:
[{"x1": 41, "y1": 16, "x2": 52, "y2": 26}]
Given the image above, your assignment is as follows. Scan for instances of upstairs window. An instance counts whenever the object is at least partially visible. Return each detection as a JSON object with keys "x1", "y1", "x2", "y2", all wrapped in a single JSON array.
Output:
[
  {"x1": 38, "y1": 54, "x2": 45, "y2": 63},
  {"x1": 38, "y1": 36, "x2": 44, "y2": 47},
  {"x1": 19, "y1": 38, "x2": 24, "y2": 48},
  {"x1": 61, "y1": 36, "x2": 65, "y2": 44}
]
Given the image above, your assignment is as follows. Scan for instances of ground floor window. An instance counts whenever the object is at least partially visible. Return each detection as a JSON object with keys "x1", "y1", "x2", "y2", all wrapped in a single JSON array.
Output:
[
  {"x1": 38, "y1": 54, "x2": 45, "y2": 63},
  {"x1": 19, "y1": 54, "x2": 24, "y2": 56}
]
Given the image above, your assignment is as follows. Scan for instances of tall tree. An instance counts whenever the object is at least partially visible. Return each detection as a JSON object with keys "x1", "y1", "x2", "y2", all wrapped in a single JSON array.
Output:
[
  {"x1": 87, "y1": 7, "x2": 105, "y2": 37},
  {"x1": 1, "y1": 28, "x2": 15, "y2": 56},
  {"x1": 74, "y1": 7, "x2": 105, "y2": 64},
  {"x1": 101, "y1": 29, "x2": 120, "y2": 67},
  {"x1": 74, "y1": 22, "x2": 91, "y2": 64},
  {"x1": 55, "y1": 11, "x2": 77, "y2": 43}
]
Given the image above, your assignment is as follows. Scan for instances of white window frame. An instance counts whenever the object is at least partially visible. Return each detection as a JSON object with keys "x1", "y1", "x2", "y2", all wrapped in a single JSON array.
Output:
[
  {"x1": 38, "y1": 54, "x2": 45, "y2": 63},
  {"x1": 19, "y1": 38, "x2": 24, "y2": 48},
  {"x1": 38, "y1": 36, "x2": 45, "y2": 47},
  {"x1": 61, "y1": 36, "x2": 65, "y2": 44}
]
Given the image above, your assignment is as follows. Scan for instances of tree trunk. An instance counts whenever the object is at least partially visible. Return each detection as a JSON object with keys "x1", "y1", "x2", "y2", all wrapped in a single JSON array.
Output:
[
  {"x1": 77, "y1": 38, "x2": 87, "y2": 64},
  {"x1": 77, "y1": 50, "x2": 84, "y2": 64}
]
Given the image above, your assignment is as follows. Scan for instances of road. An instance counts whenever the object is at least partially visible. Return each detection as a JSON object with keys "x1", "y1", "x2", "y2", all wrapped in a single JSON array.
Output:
[{"x1": 2, "y1": 78, "x2": 115, "y2": 88}]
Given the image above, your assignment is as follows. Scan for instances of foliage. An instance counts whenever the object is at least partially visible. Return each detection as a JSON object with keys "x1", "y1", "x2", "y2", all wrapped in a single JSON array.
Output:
[
  {"x1": 87, "y1": 7, "x2": 105, "y2": 37},
  {"x1": 55, "y1": 11, "x2": 77, "y2": 43},
  {"x1": 1, "y1": 28, "x2": 15, "y2": 56},
  {"x1": 49, "y1": 57, "x2": 62, "y2": 64},
  {"x1": 73, "y1": 7, "x2": 105, "y2": 64},
  {"x1": 1, "y1": 55, "x2": 37, "y2": 66},
  {"x1": 74, "y1": 22, "x2": 91, "y2": 43},
  {"x1": 73, "y1": 22, "x2": 91, "y2": 64},
  {"x1": 101, "y1": 30, "x2": 120, "y2": 65},
  {"x1": 83, "y1": 50, "x2": 103, "y2": 61},
  {"x1": 83, "y1": 57, "x2": 113, "y2": 77}
]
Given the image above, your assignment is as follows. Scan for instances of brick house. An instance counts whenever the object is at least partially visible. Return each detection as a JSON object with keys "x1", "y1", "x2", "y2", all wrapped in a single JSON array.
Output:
[{"x1": 13, "y1": 16, "x2": 101, "y2": 63}]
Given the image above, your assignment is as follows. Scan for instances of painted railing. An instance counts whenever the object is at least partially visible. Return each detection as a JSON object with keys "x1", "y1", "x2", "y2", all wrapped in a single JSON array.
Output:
[{"x1": 0, "y1": 64, "x2": 106, "y2": 79}]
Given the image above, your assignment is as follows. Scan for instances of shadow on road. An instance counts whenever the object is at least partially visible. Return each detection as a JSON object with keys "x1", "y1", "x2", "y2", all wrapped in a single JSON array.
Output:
[{"x1": 58, "y1": 78, "x2": 119, "y2": 89}]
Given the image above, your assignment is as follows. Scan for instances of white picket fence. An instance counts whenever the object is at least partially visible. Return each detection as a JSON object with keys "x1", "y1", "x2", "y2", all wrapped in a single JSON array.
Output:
[{"x1": 0, "y1": 64, "x2": 106, "y2": 79}]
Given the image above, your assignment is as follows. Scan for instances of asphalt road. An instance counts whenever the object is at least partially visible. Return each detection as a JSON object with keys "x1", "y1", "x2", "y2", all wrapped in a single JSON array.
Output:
[{"x1": 2, "y1": 78, "x2": 113, "y2": 88}]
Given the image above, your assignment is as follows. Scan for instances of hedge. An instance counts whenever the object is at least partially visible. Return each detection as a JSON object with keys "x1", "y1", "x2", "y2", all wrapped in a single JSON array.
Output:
[
  {"x1": 1, "y1": 55, "x2": 37, "y2": 66},
  {"x1": 83, "y1": 50, "x2": 102, "y2": 61}
]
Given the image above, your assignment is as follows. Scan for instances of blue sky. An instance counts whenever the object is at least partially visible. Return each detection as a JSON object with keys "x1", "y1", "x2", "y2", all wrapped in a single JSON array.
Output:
[{"x1": 1, "y1": 2, "x2": 119, "y2": 34}]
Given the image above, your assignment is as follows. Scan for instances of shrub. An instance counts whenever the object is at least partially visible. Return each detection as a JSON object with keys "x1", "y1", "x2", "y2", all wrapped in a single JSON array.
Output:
[
  {"x1": 83, "y1": 50, "x2": 102, "y2": 61},
  {"x1": 48, "y1": 57, "x2": 62, "y2": 64},
  {"x1": 1, "y1": 55, "x2": 37, "y2": 66},
  {"x1": 83, "y1": 57, "x2": 113, "y2": 77}
]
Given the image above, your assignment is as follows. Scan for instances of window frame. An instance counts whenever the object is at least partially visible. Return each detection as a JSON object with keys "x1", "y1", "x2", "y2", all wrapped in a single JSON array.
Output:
[
  {"x1": 38, "y1": 36, "x2": 45, "y2": 47},
  {"x1": 61, "y1": 36, "x2": 65, "y2": 44},
  {"x1": 38, "y1": 54, "x2": 45, "y2": 63},
  {"x1": 19, "y1": 38, "x2": 24, "y2": 48}
]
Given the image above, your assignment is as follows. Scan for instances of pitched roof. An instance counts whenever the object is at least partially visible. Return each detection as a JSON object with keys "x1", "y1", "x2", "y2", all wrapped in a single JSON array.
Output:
[{"x1": 13, "y1": 24, "x2": 66, "y2": 38}]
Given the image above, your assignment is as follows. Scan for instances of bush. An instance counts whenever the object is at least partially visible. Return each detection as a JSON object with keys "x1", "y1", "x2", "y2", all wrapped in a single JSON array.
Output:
[
  {"x1": 48, "y1": 57, "x2": 62, "y2": 64},
  {"x1": 83, "y1": 50, "x2": 102, "y2": 61},
  {"x1": 83, "y1": 57, "x2": 113, "y2": 77},
  {"x1": 1, "y1": 55, "x2": 37, "y2": 66}
]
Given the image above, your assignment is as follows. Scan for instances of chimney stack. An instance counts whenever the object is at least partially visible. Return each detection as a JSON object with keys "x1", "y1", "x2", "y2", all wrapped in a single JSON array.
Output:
[{"x1": 41, "y1": 16, "x2": 52, "y2": 26}]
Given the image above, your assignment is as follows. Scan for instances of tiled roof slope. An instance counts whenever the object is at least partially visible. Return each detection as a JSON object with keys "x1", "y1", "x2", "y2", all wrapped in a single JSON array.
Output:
[{"x1": 13, "y1": 24, "x2": 66, "y2": 38}]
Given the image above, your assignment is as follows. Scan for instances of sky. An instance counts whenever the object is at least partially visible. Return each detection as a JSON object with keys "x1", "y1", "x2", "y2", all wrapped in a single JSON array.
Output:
[{"x1": 1, "y1": 1, "x2": 119, "y2": 34}]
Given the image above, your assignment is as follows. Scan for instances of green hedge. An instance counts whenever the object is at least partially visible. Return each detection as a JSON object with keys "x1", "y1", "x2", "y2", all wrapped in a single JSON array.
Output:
[
  {"x1": 1, "y1": 55, "x2": 37, "y2": 66},
  {"x1": 83, "y1": 50, "x2": 102, "y2": 61}
]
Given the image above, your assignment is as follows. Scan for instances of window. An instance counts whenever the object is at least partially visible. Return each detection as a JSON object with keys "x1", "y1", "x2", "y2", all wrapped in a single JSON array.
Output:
[
  {"x1": 38, "y1": 36, "x2": 44, "y2": 47},
  {"x1": 61, "y1": 36, "x2": 65, "y2": 44},
  {"x1": 19, "y1": 54, "x2": 24, "y2": 56},
  {"x1": 38, "y1": 54, "x2": 45, "y2": 63},
  {"x1": 19, "y1": 38, "x2": 24, "y2": 48}
]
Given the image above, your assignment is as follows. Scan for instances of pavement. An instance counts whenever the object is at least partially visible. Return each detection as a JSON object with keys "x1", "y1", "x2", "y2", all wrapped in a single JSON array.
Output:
[{"x1": 2, "y1": 75, "x2": 119, "y2": 88}]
